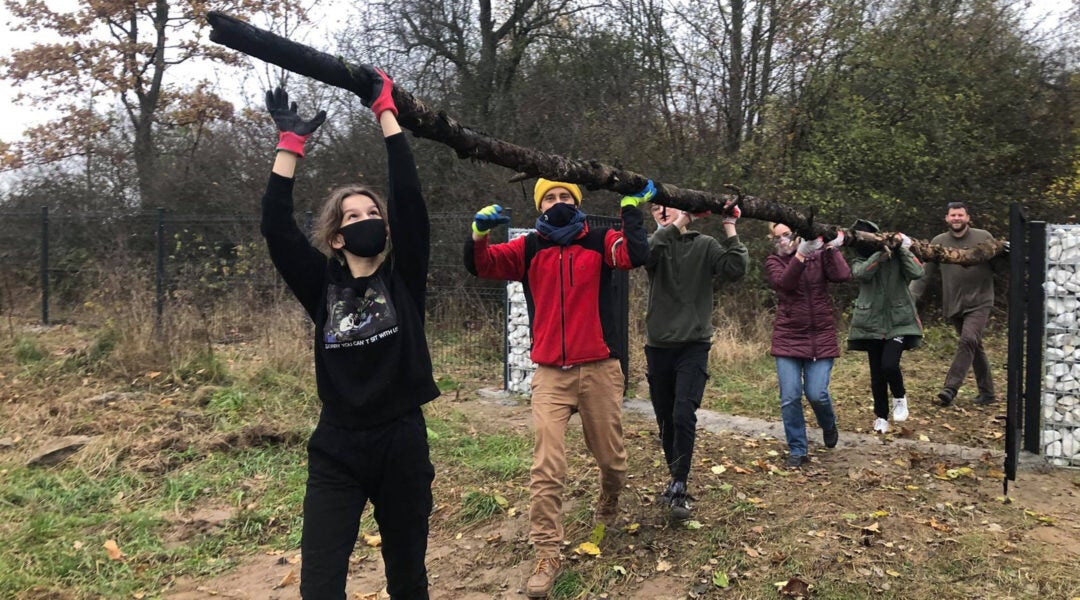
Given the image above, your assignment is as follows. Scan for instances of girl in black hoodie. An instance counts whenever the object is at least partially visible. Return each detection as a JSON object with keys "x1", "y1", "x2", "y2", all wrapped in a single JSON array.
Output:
[{"x1": 260, "y1": 70, "x2": 438, "y2": 600}]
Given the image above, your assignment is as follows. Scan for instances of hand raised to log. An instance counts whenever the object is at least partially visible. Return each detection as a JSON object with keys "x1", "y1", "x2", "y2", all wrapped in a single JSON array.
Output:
[{"x1": 206, "y1": 11, "x2": 1007, "y2": 266}]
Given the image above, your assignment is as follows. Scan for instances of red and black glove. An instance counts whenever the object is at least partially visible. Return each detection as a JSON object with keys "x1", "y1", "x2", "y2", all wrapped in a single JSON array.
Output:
[
  {"x1": 265, "y1": 87, "x2": 326, "y2": 158},
  {"x1": 721, "y1": 199, "x2": 741, "y2": 225},
  {"x1": 363, "y1": 67, "x2": 398, "y2": 119}
]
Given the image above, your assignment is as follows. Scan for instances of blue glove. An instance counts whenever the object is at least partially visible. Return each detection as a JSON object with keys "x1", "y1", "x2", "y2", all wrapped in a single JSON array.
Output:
[
  {"x1": 620, "y1": 180, "x2": 656, "y2": 208},
  {"x1": 472, "y1": 204, "x2": 511, "y2": 235}
]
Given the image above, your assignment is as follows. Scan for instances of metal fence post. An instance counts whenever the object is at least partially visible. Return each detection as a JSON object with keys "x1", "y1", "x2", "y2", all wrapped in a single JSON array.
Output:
[
  {"x1": 1004, "y1": 203, "x2": 1027, "y2": 492},
  {"x1": 1023, "y1": 221, "x2": 1046, "y2": 454},
  {"x1": 155, "y1": 208, "x2": 165, "y2": 333},
  {"x1": 40, "y1": 206, "x2": 49, "y2": 325}
]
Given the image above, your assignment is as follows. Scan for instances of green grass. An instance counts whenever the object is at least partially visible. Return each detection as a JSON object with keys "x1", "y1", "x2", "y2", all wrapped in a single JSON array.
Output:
[
  {"x1": 0, "y1": 445, "x2": 308, "y2": 598},
  {"x1": 429, "y1": 416, "x2": 531, "y2": 481},
  {"x1": 13, "y1": 336, "x2": 45, "y2": 365},
  {"x1": 458, "y1": 489, "x2": 506, "y2": 525}
]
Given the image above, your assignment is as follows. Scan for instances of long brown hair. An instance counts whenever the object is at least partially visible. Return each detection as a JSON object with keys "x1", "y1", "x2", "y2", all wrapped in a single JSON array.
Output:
[{"x1": 312, "y1": 184, "x2": 391, "y2": 262}]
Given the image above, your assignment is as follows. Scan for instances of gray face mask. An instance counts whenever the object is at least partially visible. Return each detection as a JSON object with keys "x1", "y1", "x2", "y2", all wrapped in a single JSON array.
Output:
[{"x1": 339, "y1": 219, "x2": 387, "y2": 257}]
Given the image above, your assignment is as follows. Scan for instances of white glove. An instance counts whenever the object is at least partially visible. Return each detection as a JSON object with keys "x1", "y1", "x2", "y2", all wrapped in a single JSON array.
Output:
[
  {"x1": 797, "y1": 237, "x2": 823, "y2": 256},
  {"x1": 899, "y1": 233, "x2": 912, "y2": 249},
  {"x1": 827, "y1": 230, "x2": 845, "y2": 249}
]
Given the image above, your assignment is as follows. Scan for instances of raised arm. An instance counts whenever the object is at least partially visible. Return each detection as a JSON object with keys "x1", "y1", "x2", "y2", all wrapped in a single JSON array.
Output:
[
  {"x1": 822, "y1": 246, "x2": 851, "y2": 283},
  {"x1": 606, "y1": 181, "x2": 653, "y2": 269},
  {"x1": 709, "y1": 234, "x2": 749, "y2": 282},
  {"x1": 895, "y1": 234, "x2": 925, "y2": 281},
  {"x1": 367, "y1": 69, "x2": 430, "y2": 311},
  {"x1": 261, "y1": 87, "x2": 329, "y2": 318},
  {"x1": 850, "y1": 251, "x2": 886, "y2": 282}
]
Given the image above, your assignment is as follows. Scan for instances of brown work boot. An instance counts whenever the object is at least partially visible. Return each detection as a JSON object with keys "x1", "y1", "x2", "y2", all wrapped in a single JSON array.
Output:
[
  {"x1": 526, "y1": 556, "x2": 561, "y2": 598},
  {"x1": 595, "y1": 492, "x2": 618, "y2": 526}
]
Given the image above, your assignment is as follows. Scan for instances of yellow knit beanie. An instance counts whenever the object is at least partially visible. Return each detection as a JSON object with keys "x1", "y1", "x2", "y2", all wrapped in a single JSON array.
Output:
[{"x1": 534, "y1": 179, "x2": 582, "y2": 212}]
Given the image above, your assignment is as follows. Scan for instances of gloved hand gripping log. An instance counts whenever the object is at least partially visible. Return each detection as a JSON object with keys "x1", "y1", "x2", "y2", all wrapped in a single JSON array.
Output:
[{"x1": 206, "y1": 11, "x2": 1008, "y2": 265}]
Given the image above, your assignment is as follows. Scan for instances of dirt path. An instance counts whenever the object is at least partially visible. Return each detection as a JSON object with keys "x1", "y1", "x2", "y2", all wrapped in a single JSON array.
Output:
[{"x1": 164, "y1": 392, "x2": 1080, "y2": 600}]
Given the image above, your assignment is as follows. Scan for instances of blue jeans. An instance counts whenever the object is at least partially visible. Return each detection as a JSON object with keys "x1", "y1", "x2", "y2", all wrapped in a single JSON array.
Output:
[{"x1": 776, "y1": 357, "x2": 837, "y2": 457}]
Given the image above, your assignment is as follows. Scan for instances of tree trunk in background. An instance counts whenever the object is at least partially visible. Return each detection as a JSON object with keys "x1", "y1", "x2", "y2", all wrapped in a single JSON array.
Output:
[{"x1": 206, "y1": 11, "x2": 1008, "y2": 265}]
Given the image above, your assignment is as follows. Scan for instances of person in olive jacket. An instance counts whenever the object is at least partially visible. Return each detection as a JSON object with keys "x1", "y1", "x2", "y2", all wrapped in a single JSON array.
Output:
[
  {"x1": 765, "y1": 223, "x2": 851, "y2": 468},
  {"x1": 846, "y1": 220, "x2": 924, "y2": 435}
]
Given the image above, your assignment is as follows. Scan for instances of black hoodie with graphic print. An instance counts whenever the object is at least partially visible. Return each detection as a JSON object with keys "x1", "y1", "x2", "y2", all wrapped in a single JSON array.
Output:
[{"x1": 260, "y1": 133, "x2": 439, "y2": 429}]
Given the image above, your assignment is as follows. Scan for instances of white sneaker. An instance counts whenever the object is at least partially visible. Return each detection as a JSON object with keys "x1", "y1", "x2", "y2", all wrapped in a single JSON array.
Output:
[
  {"x1": 892, "y1": 397, "x2": 909, "y2": 422},
  {"x1": 874, "y1": 418, "x2": 889, "y2": 434}
]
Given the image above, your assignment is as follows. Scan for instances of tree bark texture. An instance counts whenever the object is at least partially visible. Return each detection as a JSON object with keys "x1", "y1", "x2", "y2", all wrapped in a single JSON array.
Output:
[{"x1": 206, "y1": 11, "x2": 1007, "y2": 266}]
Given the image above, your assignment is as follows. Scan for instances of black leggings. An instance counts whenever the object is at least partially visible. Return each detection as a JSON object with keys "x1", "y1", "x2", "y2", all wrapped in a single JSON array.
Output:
[{"x1": 866, "y1": 337, "x2": 906, "y2": 419}]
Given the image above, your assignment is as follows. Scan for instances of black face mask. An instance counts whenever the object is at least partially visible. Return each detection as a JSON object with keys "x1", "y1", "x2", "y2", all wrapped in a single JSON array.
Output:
[
  {"x1": 338, "y1": 219, "x2": 387, "y2": 257},
  {"x1": 540, "y1": 202, "x2": 580, "y2": 228}
]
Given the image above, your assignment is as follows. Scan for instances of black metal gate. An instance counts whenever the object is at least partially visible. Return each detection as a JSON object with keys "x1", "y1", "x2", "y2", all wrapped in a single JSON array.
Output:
[{"x1": 1004, "y1": 203, "x2": 1048, "y2": 492}]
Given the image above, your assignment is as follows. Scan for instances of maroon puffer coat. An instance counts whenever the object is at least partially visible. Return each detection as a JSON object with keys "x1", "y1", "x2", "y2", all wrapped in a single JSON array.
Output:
[{"x1": 765, "y1": 247, "x2": 851, "y2": 360}]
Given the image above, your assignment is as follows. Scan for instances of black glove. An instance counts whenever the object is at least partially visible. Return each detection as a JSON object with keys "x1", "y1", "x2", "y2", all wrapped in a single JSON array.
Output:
[{"x1": 265, "y1": 87, "x2": 326, "y2": 157}]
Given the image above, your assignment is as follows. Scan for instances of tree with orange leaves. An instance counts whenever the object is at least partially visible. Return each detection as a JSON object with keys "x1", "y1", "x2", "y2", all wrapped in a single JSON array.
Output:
[{"x1": 0, "y1": 0, "x2": 306, "y2": 204}]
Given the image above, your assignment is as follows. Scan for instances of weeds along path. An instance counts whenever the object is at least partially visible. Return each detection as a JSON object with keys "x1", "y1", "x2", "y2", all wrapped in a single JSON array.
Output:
[{"x1": 164, "y1": 390, "x2": 1080, "y2": 600}]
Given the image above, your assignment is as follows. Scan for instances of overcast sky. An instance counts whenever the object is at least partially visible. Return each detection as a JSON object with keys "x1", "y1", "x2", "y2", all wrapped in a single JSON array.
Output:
[{"x1": 0, "y1": 0, "x2": 1075, "y2": 145}]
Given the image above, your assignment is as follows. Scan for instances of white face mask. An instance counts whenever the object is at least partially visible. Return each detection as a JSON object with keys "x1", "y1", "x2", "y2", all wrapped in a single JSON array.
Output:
[{"x1": 773, "y1": 232, "x2": 796, "y2": 255}]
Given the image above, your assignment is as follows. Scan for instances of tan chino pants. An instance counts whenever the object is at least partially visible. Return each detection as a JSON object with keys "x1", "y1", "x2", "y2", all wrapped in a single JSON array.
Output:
[{"x1": 528, "y1": 358, "x2": 627, "y2": 557}]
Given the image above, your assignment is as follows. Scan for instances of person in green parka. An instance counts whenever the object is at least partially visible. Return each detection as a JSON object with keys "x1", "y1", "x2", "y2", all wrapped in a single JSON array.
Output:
[{"x1": 847, "y1": 220, "x2": 925, "y2": 434}]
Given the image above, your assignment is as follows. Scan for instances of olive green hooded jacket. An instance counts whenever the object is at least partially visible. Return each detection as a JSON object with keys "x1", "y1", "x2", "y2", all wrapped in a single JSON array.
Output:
[{"x1": 847, "y1": 245, "x2": 925, "y2": 349}]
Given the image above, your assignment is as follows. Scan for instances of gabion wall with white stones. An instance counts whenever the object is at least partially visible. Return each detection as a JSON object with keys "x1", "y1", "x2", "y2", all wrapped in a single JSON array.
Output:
[
  {"x1": 1042, "y1": 224, "x2": 1080, "y2": 467},
  {"x1": 506, "y1": 228, "x2": 536, "y2": 394}
]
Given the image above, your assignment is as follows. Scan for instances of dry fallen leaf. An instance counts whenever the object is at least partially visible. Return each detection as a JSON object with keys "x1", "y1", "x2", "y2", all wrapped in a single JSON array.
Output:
[
  {"x1": 928, "y1": 518, "x2": 951, "y2": 532},
  {"x1": 574, "y1": 541, "x2": 601, "y2": 557},
  {"x1": 777, "y1": 576, "x2": 811, "y2": 598},
  {"x1": 275, "y1": 569, "x2": 298, "y2": 589},
  {"x1": 656, "y1": 559, "x2": 673, "y2": 572},
  {"x1": 363, "y1": 532, "x2": 382, "y2": 547},
  {"x1": 103, "y1": 539, "x2": 124, "y2": 561},
  {"x1": 743, "y1": 545, "x2": 760, "y2": 558}
]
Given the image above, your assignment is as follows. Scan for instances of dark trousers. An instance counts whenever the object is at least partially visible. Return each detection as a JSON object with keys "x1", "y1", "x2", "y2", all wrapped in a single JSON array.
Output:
[
  {"x1": 300, "y1": 408, "x2": 434, "y2": 600},
  {"x1": 945, "y1": 307, "x2": 995, "y2": 398},
  {"x1": 645, "y1": 342, "x2": 710, "y2": 483},
  {"x1": 865, "y1": 337, "x2": 906, "y2": 419}
]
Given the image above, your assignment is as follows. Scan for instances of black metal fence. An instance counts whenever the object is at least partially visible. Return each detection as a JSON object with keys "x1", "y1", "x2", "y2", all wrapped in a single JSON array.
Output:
[{"x1": 0, "y1": 207, "x2": 508, "y2": 383}]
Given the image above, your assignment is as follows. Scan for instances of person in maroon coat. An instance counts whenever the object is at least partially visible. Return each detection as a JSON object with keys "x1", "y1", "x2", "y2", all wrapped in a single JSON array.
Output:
[{"x1": 765, "y1": 223, "x2": 851, "y2": 468}]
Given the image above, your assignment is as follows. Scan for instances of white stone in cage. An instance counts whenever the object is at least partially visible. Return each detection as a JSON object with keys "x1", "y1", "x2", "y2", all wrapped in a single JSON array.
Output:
[
  {"x1": 1047, "y1": 347, "x2": 1066, "y2": 360},
  {"x1": 1054, "y1": 312, "x2": 1077, "y2": 328},
  {"x1": 1043, "y1": 430, "x2": 1062, "y2": 445},
  {"x1": 1044, "y1": 393, "x2": 1058, "y2": 407},
  {"x1": 1047, "y1": 440, "x2": 1062, "y2": 457},
  {"x1": 1050, "y1": 362, "x2": 1070, "y2": 377},
  {"x1": 1048, "y1": 298, "x2": 1063, "y2": 315}
]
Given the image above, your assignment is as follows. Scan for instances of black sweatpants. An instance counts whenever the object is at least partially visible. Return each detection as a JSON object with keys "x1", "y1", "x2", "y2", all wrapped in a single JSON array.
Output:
[
  {"x1": 300, "y1": 407, "x2": 434, "y2": 600},
  {"x1": 645, "y1": 342, "x2": 710, "y2": 483},
  {"x1": 865, "y1": 337, "x2": 906, "y2": 419}
]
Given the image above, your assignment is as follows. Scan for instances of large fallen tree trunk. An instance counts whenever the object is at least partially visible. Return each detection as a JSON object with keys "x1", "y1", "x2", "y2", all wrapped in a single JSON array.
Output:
[{"x1": 206, "y1": 11, "x2": 1006, "y2": 266}]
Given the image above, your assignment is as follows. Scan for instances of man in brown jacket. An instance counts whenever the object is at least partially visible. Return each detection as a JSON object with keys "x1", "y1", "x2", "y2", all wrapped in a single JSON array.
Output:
[{"x1": 909, "y1": 202, "x2": 997, "y2": 407}]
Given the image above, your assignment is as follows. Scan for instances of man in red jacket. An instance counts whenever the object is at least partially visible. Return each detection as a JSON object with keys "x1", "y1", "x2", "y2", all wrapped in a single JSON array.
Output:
[{"x1": 465, "y1": 179, "x2": 650, "y2": 598}]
